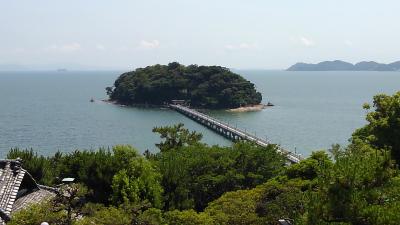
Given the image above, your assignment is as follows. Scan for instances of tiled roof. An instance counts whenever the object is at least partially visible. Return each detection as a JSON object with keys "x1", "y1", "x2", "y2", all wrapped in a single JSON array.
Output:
[
  {"x1": 0, "y1": 159, "x2": 25, "y2": 224},
  {"x1": 12, "y1": 189, "x2": 55, "y2": 213},
  {"x1": 0, "y1": 159, "x2": 56, "y2": 225}
]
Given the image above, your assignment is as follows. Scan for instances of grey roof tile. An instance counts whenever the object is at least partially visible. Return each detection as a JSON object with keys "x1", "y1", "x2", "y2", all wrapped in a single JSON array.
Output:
[{"x1": 0, "y1": 159, "x2": 57, "y2": 224}]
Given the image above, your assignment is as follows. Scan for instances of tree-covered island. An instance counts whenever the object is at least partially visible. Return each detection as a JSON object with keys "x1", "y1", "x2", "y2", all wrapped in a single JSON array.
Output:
[{"x1": 106, "y1": 62, "x2": 262, "y2": 109}]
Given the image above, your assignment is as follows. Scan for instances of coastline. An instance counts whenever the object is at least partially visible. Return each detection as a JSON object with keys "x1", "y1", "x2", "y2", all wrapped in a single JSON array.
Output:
[
  {"x1": 102, "y1": 99, "x2": 269, "y2": 112},
  {"x1": 101, "y1": 100, "x2": 168, "y2": 108}
]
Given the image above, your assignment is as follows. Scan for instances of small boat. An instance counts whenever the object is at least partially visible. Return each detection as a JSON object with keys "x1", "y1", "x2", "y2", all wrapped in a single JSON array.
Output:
[
  {"x1": 90, "y1": 98, "x2": 95, "y2": 102},
  {"x1": 267, "y1": 102, "x2": 274, "y2": 106}
]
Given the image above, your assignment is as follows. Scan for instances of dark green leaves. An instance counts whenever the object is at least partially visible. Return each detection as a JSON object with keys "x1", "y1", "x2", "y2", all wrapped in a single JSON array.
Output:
[{"x1": 152, "y1": 123, "x2": 203, "y2": 152}]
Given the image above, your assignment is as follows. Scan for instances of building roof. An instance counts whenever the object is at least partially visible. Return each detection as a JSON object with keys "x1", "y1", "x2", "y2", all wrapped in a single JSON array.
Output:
[
  {"x1": 61, "y1": 178, "x2": 75, "y2": 183},
  {"x1": 0, "y1": 159, "x2": 56, "y2": 224},
  {"x1": 12, "y1": 189, "x2": 55, "y2": 213}
]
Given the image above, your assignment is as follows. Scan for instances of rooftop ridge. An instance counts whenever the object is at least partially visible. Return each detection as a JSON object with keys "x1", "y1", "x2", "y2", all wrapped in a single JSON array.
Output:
[{"x1": 0, "y1": 158, "x2": 56, "y2": 224}]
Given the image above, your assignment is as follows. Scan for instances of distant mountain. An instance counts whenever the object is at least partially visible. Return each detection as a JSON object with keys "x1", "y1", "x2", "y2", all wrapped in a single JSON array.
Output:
[
  {"x1": 354, "y1": 61, "x2": 385, "y2": 71},
  {"x1": 287, "y1": 60, "x2": 400, "y2": 71},
  {"x1": 388, "y1": 61, "x2": 400, "y2": 70}
]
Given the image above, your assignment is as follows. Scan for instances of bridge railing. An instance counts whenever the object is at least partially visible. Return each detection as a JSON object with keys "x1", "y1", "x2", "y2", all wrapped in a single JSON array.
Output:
[
  {"x1": 172, "y1": 104, "x2": 271, "y2": 142},
  {"x1": 170, "y1": 104, "x2": 302, "y2": 163}
]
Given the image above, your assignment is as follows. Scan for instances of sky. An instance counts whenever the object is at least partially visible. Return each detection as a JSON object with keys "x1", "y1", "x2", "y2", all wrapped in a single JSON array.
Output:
[{"x1": 0, "y1": 0, "x2": 399, "y2": 70}]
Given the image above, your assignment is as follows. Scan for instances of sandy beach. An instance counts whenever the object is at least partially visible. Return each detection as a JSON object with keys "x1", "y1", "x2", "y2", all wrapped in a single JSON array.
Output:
[{"x1": 227, "y1": 104, "x2": 268, "y2": 112}]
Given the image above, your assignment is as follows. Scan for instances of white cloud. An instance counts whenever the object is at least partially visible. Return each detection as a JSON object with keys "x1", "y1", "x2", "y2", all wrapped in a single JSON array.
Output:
[
  {"x1": 344, "y1": 40, "x2": 353, "y2": 46},
  {"x1": 96, "y1": 44, "x2": 106, "y2": 51},
  {"x1": 139, "y1": 40, "x2": 160, "y2": 49},
  {"x1": 224, "y1": 42, "x2": 258, "y2": 50},
  {"x1": 299, "y1": 36, "x2": 315, "y2": 47},
  {"x1": 46, "y1": 43, "x2": 81, "y2": 53},
  {"x1": 290, "y1": 36, "x2": 315, "y2": 47}
]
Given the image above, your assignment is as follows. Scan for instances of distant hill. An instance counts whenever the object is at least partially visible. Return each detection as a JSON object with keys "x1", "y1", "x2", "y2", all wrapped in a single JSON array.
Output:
[{"x1": 287, "y1": 60, "x2": 400, "y2": 71}]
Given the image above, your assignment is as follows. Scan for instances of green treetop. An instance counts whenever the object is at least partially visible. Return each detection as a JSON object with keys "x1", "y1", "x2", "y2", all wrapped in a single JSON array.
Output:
[{"x1": 353, "y1": 91, "x2": 400, "y2": 165}]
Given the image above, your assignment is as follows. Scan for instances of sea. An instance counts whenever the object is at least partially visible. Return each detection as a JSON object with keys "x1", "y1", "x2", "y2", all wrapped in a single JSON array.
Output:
[{"x1": 0, "y1": 70, "x2": 399, "y2": 158}]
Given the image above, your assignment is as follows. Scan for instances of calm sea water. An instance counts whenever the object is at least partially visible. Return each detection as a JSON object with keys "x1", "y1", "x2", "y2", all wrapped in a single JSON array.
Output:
[{"x1": 0, "y1": 70, "x2": 399, "y2": 158}]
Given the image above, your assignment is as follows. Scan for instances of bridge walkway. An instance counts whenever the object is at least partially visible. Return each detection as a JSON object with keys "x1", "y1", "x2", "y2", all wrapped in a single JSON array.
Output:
[{"x1": 169, "y1": 104, "x2": 302, "y2": 163}]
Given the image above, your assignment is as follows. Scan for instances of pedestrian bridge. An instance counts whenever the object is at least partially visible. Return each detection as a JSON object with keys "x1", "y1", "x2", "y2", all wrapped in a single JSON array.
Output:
[{"x1": 169, "y1": 104, "x2": 302, "y2": 164}]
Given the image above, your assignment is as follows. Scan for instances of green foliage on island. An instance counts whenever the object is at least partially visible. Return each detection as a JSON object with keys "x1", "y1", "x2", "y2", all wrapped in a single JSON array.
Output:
[
  {"x1": 106, "y1": 62, "x2": 262, "y2": 109},
  {"x1": 7, "y1": 91, "x2": 400, "y2": 225}
]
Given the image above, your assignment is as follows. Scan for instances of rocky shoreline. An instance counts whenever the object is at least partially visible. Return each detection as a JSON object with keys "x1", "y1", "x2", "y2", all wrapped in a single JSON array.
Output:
[{"x1": 101, "y1": 99, "x2": 168, "y2": 108}]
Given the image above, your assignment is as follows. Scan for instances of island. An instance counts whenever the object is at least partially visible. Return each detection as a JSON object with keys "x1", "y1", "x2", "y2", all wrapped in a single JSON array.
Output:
[
  {"x1": 106, "y1": 62, "x2": 262, "y2": 109},
  {"x1": 287, "y1": 60, "x2": 400, "y2": 71}
]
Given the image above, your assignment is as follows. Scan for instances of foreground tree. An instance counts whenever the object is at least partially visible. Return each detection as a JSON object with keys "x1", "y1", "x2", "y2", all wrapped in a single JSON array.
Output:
[
  {"x1": 153, "y1": 123, "x2": 203, "y2": 152},
  {"x1": 204, "y1": 179, "x2": 308, "y2": 225},
  {"x1": 156, "y1": 139, "x2": 286, "y2": 211},
  {"x1": 165, "y1": 210, "x2": 214, "y2": 225},
  {"x1": 9, "y1": 202, "x2": 65, "y2": 225},
  {"x1": 305, "y1": 143, "x2": 400, "y2": 224},
  {"x1": 52, "y1": 183, "x2": 88, "y2": 225},
  {"x1": 77, "y1": 206, "x2": 132, "y2": 225},
  {"x1": 7, "y1": 148, "x2": 56, "y2": 185},
  {"x1": 353, "y1": 91, "x2": 400, "y2": 164},
  {"x1": 77, "y1": 204, "x2": 165, "y2": 225},
  {"x1": 8, "y1": 145, "x2": 141, "y2": 204},
  {"x1": 111, "y1": 157, "x2": 163, "y2": 208}
]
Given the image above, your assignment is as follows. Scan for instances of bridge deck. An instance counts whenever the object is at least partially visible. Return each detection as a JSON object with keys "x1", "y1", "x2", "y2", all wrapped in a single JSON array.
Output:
[{"x1": 169, "y1": 104, "x2": 302, "y2": 163}]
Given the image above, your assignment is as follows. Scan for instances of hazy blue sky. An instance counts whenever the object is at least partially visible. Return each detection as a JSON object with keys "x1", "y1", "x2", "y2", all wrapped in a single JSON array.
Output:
[{"x1": 1, "y1": 0, "x2": 399, "y2": 69}]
